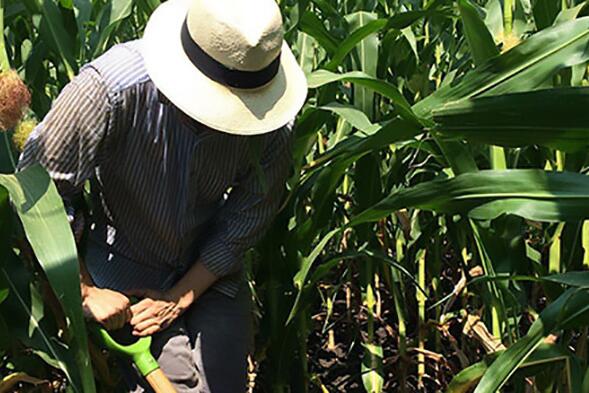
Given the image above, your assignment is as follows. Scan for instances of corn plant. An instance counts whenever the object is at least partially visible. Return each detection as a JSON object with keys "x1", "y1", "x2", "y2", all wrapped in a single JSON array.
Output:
[
  {"x1": 0, "y1": 166, "x2": 96, "y2": 392},
  {"x1": 254, "y1": 0, "x2": 589, "y2": 391}
]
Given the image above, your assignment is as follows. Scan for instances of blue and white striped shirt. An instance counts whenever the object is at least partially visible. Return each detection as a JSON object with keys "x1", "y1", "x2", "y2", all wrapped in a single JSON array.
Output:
[{"x1": 18, "y1": 40, "x2": 293, "y2": 297}]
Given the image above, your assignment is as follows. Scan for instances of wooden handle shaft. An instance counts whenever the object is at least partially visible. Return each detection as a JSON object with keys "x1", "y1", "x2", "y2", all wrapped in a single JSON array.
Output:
[{"x1": 145, "y1": 368, "x2": 177, "y2": 393}]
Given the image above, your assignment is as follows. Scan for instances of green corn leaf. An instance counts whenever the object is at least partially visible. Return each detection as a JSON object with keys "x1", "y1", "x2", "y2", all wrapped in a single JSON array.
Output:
[
  {"x1": 0, "y1": 0, "x2": 10, "y2": 71},
  {"x1": 287, "y1": 228, "x2": 339, "y2": 325},
  {"x1": 324, "y1": 18, "x2": 388, "y2": 71},
  {"x1": 0, "y1": 165, "x2": 95, "y2": 393},
  {"x1": 557, "y1": 295, "x2": 589, "y2": 330},
  {"x1": 474, "y1": 290, "x2": 571, "y2": 393},
  {"x1": 458, "y1": 0, "x2": 500, "y2": 66},
  {"x1": 351, "y1": 169, "x2": 589, "y2": 226},
  {"x1": 541, "y1": 271, "x2": 589, "y2": 288},
  {"x1": 0, "y1": 288, "x2": 7, "y2": 304},
  {"x1": 36, "y1": 0, "x2": 77, "y2": 79},
  {"x1": 307, "y1": 70, "x2": 419, "y2": 123},
  {"x1": 449, "y1": 343, "x2": 584, "y2": 393},
  {"x1": 387, "y1": 10, "x2": 430, "y2": 29},
  {"x1": 554, "y1": 3, "x2": 585, "y2": 25},
  {"x1": 434, "y1": 136, "x2": 479, "y2": 174},
  {"x1": 296, "y1": 31, "x2": 317, "y2": 74},
  {"x1": 583, "y1": 221, "x2": 589, "y2": 268},
  {"x1": 72, "y1": 0, "x2": 91, "y2": 52},
  {"x1": 309, "y1": 0, "x2": 341, "y2": 21},
  {"x1": 302, "y1": 120, "x2": 421, "y2": 224},
  {"x1": 361, "y1": 342, "x2": 384, "y2": 393},
  {"x1": 303, "y1": 248, "x2": 425, "y2": 294},
  {"x1": 0, "y1": 251, "x2": 79, "y2": 390},
  {"x1": 0, "y1": 185, "x2": 10, "y2": 241},
  {"x1": 310, "y1": 118, "x2": 422, "y2": 168},
  {"x1": 433, "y1": 88, "x2": 589, "y2": 152},
  {"x1": 447, "y1": 359, "x2": 492, "y2": 393},
  {"x1": 93, "y1": 0, "x2": 134, "y2": 56},
  {"x1": 482, "y1": 0, "x2": 503, "y2": 45},
  {"x1": 415, "y1": 17, "x2": 589, "y2": 118},
  {"x1": 475, "y1": 289, "x2": 589, "y2": 392},
  {"x1": 299, "y1": 11, "x2": 339, "y2": 55},
  {"x1": 533, "y1": 0, "x2": 560, "y2": 29},
  {"x1": 319, "y1": 103, "x2": 381, "y2": 134},
  {"x1": 345, "y1": 11, "x2": 379, "y2": 119}
]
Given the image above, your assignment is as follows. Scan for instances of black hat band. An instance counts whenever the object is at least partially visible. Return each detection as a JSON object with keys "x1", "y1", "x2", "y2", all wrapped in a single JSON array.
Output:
[{"x1": 181, "y1": 19, "x2": 281, "y2": 89}]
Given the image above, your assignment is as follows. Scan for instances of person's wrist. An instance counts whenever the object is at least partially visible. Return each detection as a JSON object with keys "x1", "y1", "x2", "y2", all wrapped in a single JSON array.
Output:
[{"x1": 166, "y1": 288, "x2": 194, "y2": 313}]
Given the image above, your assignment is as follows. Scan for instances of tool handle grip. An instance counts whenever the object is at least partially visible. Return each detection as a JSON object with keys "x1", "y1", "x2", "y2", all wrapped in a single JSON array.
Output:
[{"x1": 145, "y1": 368, "x2": 177, "y2": 393}]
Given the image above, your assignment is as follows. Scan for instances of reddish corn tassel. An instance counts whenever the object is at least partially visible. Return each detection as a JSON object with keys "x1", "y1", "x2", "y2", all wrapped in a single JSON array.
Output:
[{"x1": 0, "y1": 70, "x2": 31, "y2": 132}]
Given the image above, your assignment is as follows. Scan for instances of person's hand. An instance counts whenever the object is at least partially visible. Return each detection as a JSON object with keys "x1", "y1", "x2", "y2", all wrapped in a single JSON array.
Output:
[
  {"x1": 126, "y1": 289, "x2": 186, "y2": 336},
  {"x1": 81, "y1": 285, "x2": 132, "y2": 330}
]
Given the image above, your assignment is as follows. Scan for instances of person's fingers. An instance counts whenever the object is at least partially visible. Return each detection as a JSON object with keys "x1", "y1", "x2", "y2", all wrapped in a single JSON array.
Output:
[
  {"x1": 133, "y1": 316, "x2": 158, "y2": 332},
  {"x1": 130, "y1": 306, "x2": 155, "y2": 327},
  {"x1": 138, "y1": 325, "x2": 161, "y2": 337},
  {"x1": 130, "y1": 299, "x2": 151, "y2": 316},
  {"x1": 132, "y1": 319, "x2": 160, "y2": 336}
]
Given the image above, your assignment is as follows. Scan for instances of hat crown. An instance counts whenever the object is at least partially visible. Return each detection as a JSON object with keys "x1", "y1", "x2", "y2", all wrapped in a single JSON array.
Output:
[{"x1": 186, "y1": 0, "x2": 283, "y2": 72}]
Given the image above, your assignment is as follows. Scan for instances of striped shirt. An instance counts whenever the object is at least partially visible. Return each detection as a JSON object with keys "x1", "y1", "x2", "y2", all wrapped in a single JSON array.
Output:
[{"x1": 18, "y1": 40, "x2": 293, "y2": 297}]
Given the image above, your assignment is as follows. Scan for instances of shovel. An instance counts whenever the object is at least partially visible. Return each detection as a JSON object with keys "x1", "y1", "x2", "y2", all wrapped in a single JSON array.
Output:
[{"x1": 92, "y1": 325, "x2": 177, "y2": 393}]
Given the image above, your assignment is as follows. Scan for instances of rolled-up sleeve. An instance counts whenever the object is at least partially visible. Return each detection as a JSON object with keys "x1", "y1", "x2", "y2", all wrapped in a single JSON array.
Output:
[
  {"x1": 199, "y1": 124, "x2": 293, "y2": 278},
  {"x1": 17, "y1": 67, "x2": 112, "y2": 199}
]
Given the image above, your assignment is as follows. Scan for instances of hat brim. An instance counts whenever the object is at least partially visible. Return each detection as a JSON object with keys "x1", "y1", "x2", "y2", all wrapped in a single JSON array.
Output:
[{"x1": 141, "y1": 0, "x2": 308, "y2": 135}]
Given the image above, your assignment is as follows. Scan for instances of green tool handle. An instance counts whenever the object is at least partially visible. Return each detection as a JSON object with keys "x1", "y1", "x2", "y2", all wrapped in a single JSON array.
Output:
[
  {"x1": 90, "y1": 324, "x2": 159, "y2": 376},
  {"x1": 132, "y1": 348, "x2": 160, "y2": 377}
]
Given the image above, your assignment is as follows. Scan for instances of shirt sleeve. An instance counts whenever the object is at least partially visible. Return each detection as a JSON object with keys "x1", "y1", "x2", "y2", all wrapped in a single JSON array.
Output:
[
  {"x1": 198, "y1": 124, "x2": 294, "y2": 277},
  {"x1": 17, "y1": 67, "x2": 112, "y2": 199}
]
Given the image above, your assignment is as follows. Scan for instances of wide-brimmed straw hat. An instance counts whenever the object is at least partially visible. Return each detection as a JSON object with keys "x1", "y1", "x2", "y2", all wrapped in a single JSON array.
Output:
[{"x1": 141, "y1": 0, "x2": 308, "y2": 135}]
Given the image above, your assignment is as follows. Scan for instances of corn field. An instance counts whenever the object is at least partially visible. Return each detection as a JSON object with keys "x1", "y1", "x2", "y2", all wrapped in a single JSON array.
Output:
[{"x1": 2, "y1": 0, "x2": 589, "y2": 392}]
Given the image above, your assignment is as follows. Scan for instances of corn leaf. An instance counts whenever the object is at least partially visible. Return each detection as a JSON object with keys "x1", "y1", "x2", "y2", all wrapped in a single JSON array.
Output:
[
  {"x1": 299, "y1": 11, "x2": 339, "y2": 54},
  {"x1": 0, "y1": 165, "x2": 95, "y2": 393},
  {"x1": 36, "y1": 0, "x2": 76, "y2": 79},
  {"x1": 449, "y1": 343, "x2": 584, "y2": 393},
  {"x1": 93, "y1": 0, "x2": 133, "y2": 56},
  {"x1": 287, "y1": 228, "x2": 339, "y2": 324},
  {"x1": 0, "y1": 251, "x2": 79, "y2": 390},
  {"x1": 308, "y1": 70, "x2": 418, "y2": 123},
  {"x1": 319, "y1": 103, "x2": 381, "y2": 134},
  {"x1": 543, "y1": 271, "x2": 589, "y2": 287},
  {"x1": 346, "y1": 11, "x2": 379, "y2": 119},
  {"x1": 458, "y1": 0, "x2": 500, "y2": 66},
  {"x1": 433, "y1": 88, "x2": 589, "y2": 152},
  {"x1": 475, "y1": 289, "x2": 589, "y2": 392},
  {"x1": 361, "y1": 342, "x2": 384, "y2": 393},
  {"x1": 312, "y1": 118, "x2": 423, "y2": 166},
  {"x1": 415, "y1": 17, "x2": 589, "y2": 118},
  {"x1": 351, "y1": 169, "x2": 589, "y2": 225},
  {"x1": 533, "y1": 0, "x2": 561, "y2": 29},
  {"x1": 324, "y1": 18, "x2": 388, "y2": 71}
]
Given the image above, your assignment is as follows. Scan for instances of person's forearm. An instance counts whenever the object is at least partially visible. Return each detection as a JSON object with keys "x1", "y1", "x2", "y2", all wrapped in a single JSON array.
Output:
[{"x1": 166, "y1": 260, "x2": 219, "y2": 311}]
